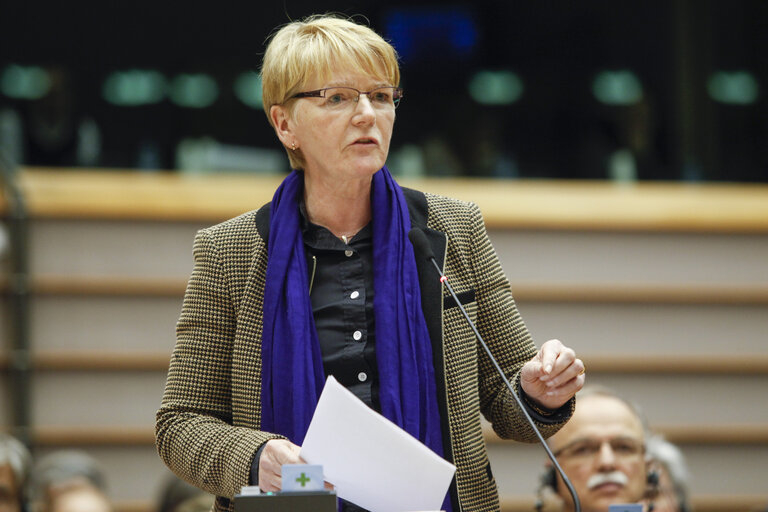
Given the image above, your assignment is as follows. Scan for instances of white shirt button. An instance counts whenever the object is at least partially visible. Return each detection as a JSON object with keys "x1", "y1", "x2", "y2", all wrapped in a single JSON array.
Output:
[
  {"x1": 357, "y1": 372, "x2": 368, "y2": 382},
  {"x1": 350, "y1": 291, "x2": 360, "y2": 299},
  {"x1": 345, "y1": 249, "x2": 354, "y2": 257},
  {"x1": 353, "y1": 330, "x2": 362, "y2": 341}
]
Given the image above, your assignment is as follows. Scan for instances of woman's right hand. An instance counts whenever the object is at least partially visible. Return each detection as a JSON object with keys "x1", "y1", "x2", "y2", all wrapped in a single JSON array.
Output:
[{"x1": 258, "y1": 439, "x2": 304, "y2": 492}]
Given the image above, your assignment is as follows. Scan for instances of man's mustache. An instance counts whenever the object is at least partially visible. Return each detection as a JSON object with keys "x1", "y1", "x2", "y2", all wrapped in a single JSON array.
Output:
[{"x1": 587, "y1": 471, "x2": 629, "y2": 490}]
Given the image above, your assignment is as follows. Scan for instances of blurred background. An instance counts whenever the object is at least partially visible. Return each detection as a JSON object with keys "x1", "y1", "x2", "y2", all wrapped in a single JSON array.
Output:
[
  {"x1": 1, "y1": 0, "x2": 766, "y2": 181},
  {"x1": 1, "y1": 2, "x2": 767, "y2": 512}
]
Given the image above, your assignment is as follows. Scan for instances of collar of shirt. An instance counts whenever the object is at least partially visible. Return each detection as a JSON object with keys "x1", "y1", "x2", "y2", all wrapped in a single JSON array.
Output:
[{"x1": 298, "y1": 197, "x2": 372, "y2": 249}]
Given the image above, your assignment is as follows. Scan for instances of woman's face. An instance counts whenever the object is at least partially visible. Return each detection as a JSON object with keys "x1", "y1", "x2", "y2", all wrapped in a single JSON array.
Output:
[{"x1": 274, "y1": 67, "x2": 396, "y2": 183}]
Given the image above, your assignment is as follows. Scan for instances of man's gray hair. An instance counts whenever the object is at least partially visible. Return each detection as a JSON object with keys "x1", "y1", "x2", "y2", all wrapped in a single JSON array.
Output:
[{"x1": 646, "y1": 434, "x2": 690, "y2": 508}]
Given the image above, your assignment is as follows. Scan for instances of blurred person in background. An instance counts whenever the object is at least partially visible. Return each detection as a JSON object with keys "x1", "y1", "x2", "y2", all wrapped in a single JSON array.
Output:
[
  {"x1": 27, "y1": 450, "x2": 111, "y2": 512},
  {"x1": 645, "y1": 435, "x2": 690, "y2": 512},
  {"x1": 44, "y1": 487, "x2": 111, "y2": 512},
  {"x1": 536, "y1": 386, "x2": 657, "y2": 512},
  {"x1": 157, "y1": 474, "x2": 214, "y2": 512},
  {"x1": 0, "y1": 433, "x2": 31, "y2": 512}
]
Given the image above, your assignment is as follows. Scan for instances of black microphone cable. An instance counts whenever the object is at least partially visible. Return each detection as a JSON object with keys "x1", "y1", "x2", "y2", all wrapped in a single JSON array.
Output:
[{"x1": 408, "y1": 228, "x2": 581, "y2": 512}]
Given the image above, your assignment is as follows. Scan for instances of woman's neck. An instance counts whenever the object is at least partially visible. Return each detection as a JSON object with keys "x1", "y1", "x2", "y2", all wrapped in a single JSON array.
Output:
[{"x1": 303, "y1": 174, "x2": 372, "y2": 241}]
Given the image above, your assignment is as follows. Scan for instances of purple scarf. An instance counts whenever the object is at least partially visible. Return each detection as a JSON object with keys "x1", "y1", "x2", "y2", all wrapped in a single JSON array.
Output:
[{"x1": 260, "y1": 167, "x2": 448, "y2": 505}]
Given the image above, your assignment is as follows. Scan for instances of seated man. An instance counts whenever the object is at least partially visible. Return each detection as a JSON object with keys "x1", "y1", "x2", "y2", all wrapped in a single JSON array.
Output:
[
  {"x1": 0, "y1": 433, "x2": 31, "y2": 512},
  {"x1": 537, "y1": 386, "x2": 656, "y2": 512}
]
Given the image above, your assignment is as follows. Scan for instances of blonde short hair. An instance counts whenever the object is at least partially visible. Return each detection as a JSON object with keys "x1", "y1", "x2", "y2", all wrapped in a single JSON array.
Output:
[{"x1": 261, "y1": 14, "x2": 400, "y2": 169}]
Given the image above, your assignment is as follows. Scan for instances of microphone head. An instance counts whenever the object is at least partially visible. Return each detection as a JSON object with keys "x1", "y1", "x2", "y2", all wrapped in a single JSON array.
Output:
[{"x1": 408, "y1": 228, "x2": 435, "y2": 261}]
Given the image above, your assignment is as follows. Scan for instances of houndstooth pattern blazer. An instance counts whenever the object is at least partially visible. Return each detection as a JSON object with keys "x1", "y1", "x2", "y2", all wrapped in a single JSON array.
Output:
[{"x1": 156, "y1": 187, "x2": 573, "y2": 512}]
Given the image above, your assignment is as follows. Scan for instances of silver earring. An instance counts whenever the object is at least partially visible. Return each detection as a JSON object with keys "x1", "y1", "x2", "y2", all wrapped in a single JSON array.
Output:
[{"x1": 291, "y1": 142, "x2": 296, "y2": 151}]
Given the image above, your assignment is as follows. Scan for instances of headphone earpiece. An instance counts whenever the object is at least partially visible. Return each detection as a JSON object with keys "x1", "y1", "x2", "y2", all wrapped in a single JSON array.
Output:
[
  {"x1": 542, "y1": 466, "x2": 558, "y2": 491},
  {"x1": 644, "y1": 468, "x2": 660, "y2": 512},
  {"x1": 534, "y1": 466, "x2": 558, "y2": 511}
]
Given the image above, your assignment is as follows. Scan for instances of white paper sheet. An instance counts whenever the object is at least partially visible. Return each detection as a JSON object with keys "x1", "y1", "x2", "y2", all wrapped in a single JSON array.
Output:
[{"x1": 300, "y1": 376, "x2": 456, "y2": 512}]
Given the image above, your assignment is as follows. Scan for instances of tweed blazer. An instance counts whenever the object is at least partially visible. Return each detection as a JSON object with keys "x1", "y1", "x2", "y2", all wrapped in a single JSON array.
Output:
[{"x1": 156, "y1": 187, "x2": 573, "y2": 512}]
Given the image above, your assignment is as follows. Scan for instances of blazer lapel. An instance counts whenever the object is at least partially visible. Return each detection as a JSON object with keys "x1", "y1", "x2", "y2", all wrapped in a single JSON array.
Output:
[{"x1": 414, "y1": 227, "x2": 446, "y2": 346}]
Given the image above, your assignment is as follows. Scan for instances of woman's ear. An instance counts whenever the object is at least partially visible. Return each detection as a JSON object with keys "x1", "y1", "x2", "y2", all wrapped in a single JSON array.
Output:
[{"x1": 270, "y1": 104, "x2": 294, "y2": 149}]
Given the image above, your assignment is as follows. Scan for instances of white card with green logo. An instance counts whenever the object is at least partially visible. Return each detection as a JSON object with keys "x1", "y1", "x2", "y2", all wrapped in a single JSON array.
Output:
[{"x1": 281, "y1": 464, "x2": 325, "y2": 492}]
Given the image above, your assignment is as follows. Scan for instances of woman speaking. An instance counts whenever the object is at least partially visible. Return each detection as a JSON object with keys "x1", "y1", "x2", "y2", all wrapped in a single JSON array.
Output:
[{"x1": 156, "y1": 14, "x2": 585, "y2": 512}]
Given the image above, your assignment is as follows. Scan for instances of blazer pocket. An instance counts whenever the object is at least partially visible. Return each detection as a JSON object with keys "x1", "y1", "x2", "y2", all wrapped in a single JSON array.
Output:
[{"x1": 443, "y1": 289, "x2": 476, "y2": 310}]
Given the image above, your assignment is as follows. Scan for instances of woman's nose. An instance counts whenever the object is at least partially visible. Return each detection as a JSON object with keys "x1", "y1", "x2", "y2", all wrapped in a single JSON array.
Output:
[{"x1": 352, "y1": 95, "x2": 376, "y2": 123}]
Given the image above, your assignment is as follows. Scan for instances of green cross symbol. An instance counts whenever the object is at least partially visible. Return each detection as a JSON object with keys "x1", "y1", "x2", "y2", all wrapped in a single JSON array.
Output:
[{"x1": 296, "y1": 472, "x2": 311, "y2": 487}]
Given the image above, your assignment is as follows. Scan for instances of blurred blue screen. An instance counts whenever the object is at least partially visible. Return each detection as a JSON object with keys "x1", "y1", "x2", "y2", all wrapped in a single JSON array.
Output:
[{"x1": 384, "y1": 7, "x2": 478, "y2": 63}]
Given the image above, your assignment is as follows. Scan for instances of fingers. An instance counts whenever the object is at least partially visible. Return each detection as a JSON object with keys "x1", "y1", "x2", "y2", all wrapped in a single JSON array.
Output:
[
  {"x1": 538, "y1": 339, "x2": 565, "y2": 375},
  {"x1": 543, "y1": 370, "x2": 586, "y2": 400},
  {"x1": 538, "y1": 339, "x2": 579, "y2": 374},
  {"x1": 522, "y1": 339, "x2": 585, "y2": 409},
  {"x1": 542, "y1": 352, "x2": 584, "y2": 390},
  {"x1": 527, "y1": 369, "x2": 585, "y2": 410},
  {"x1": 258, "y1": 439, "x2": 303, "y2": 492}
]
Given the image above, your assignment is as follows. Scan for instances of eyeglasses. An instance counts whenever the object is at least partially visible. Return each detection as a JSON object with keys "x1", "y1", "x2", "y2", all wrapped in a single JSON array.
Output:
[
  {"x1": 553, "y1": 437, "x2": 644, "y2": 462},
  {"x1": 291, "y1": 86, "x2": 403, "y2": 110}
]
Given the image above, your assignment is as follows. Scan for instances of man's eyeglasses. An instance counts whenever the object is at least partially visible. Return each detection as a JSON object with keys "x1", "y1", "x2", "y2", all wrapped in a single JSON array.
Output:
[
  {"x1": 291, "y1": 86, "x2": 403, "y2": 110},
  {"x1": 553, "y1": 437, "x2": 644, "y2": 462}
]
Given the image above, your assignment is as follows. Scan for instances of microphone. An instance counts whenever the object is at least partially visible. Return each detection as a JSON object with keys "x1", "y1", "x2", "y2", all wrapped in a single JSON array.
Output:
[{"x1": 408, "y1": 228, "x2": 581, "y2": 512}]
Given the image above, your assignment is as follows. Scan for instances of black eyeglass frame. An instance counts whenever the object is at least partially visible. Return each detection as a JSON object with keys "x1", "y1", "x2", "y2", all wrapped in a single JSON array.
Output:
[{"x1": 290, "y1": 86, "x2": 403, "y2": 108}]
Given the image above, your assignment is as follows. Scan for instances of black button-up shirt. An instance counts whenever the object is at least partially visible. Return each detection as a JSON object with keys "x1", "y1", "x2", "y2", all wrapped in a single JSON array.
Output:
[{"x1": 301, "y1": 208, "x2": 379, "y2": 411}]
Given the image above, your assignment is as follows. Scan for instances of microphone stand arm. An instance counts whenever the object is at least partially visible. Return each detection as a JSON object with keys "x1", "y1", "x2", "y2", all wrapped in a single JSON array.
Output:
[{"x1": 427, "y1": 257, "x2": 581, "y2": 512}]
